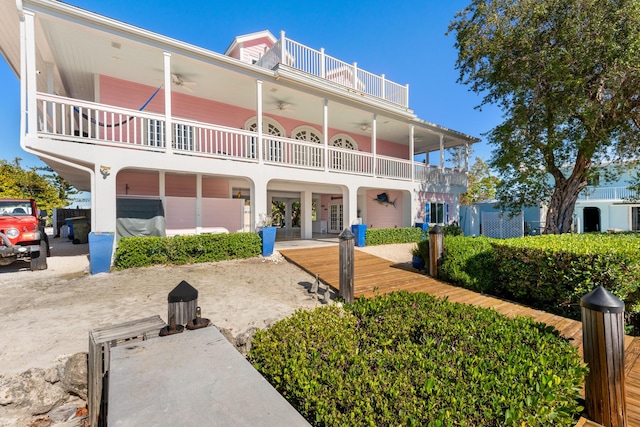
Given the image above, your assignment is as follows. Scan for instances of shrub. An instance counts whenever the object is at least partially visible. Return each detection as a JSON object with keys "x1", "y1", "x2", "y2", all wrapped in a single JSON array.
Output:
[
  {"x1": 113, "y1": 232, "x2": 262, "y2": 269},
  {"x1": 492, "y1": 234, "x2": 640, "y2": 324},
  {"x1": 435, "y1": 233, "x2": 640, "y2": 333},
  {"x1": 438, "y1": 236, "x2": 498, "y2": 294},
  {"x1": 364, "y1": 227, "x2": 425, "y2": 246},
  {"x1": 250, "y1": 292, "x2": 586, "y2": 427}
]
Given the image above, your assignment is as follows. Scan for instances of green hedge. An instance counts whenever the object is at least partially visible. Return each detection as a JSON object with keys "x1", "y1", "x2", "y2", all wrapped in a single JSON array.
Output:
[
  {"x1": 436, "y1": 234, "x2": 640, "y2": 333},
  {"x1": 113, "y1": 232, "x2": 261, "y2": 269},
  {"x1": 250, "y1": 292, "x2": 586, "y2": 427},
  {"x1": 438, "y1": 236, "x2": 498, "y2": 294},
  {"x1": 365, "y1": 227, "x2": 425, "y2": 246},
  {"x1": 492, "y1": 234, "x2": 640, "y2": 321}
]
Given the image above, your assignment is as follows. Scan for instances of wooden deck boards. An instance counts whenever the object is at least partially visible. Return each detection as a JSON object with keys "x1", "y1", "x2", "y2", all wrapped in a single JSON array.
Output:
[{"x1": 279, "y1": 245, "x2": 640, "y2": 427}]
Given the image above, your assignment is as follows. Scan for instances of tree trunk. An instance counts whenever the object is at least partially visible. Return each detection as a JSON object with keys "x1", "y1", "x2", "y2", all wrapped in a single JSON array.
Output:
[{"x1": 544, "y1": 163, "x2": 589, "y2": 234}]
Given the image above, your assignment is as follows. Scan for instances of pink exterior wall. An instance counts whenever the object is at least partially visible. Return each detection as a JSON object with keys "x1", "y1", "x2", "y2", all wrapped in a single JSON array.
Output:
[
  {"x1": 202, "y1": 198, "x2": 244, "y2": 232},
  {"x1": 166, "y1": 174, "x2": 197, "y2": 197},
  {"x1": 241, "y1": 37, "x2": 274, "y2": 63},
  {"x1": 165, "y1": 196, "x2": 196, "y2": 234},
  {"x1": 116, "y1": 170, "x2": 160, "y2": 196},
  {"x1": 416, "y1": 192, "x2": 457, "y2": 223},
  {"x1": 99, "y1": 75, "x2": 409, "y2": 159},
  {"x1": 366, "y1": 190, "x2": 404, "y2": 229},
  {"x1": 203, "y1": 177, "x2": 230, "y2": 198}
]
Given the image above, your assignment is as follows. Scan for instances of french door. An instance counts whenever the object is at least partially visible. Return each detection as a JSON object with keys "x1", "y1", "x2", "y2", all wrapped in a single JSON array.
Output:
[{"x1": 329, "y1": 203, "x2": 343, "y2": 233}]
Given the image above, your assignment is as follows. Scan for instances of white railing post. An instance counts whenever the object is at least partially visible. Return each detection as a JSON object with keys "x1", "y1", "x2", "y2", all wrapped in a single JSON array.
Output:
[
  {"x1": 405, "y1": 84, "x2": 409, "y2": 107},
  {"x1": 320, "y1": 48, "x2": 325, "y2": 78},
  {"x1": 352, "y1": 62, "x2": 358, "y2": 89},
  {"x1": 280, "y1": 30, "x2": 286, "y2": 65},
  {"x1": 381, "y1": 74, "x2": 385, "y2": 99}
]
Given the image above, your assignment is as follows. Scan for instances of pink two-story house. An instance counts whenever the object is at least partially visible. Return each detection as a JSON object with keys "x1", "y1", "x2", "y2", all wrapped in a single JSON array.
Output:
[{"x1": 0, "y1": 0, "x2": 478, "y2": 241}]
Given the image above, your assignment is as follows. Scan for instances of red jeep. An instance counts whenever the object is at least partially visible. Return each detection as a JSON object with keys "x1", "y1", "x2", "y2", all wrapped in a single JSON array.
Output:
[{"x1": 0, "y1": 199, "x2": 50, "y2": 271}]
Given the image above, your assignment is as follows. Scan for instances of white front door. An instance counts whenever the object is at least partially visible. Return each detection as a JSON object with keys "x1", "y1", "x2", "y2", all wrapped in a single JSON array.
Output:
[{"x1": 329, "y1": 203, "x2": 343, "y2": 233}]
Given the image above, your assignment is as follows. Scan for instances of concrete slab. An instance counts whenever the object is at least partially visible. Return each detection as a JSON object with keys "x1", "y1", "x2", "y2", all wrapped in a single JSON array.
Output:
[{"x1": 108, "y1": 326, "x2": 310, "y2": 427}]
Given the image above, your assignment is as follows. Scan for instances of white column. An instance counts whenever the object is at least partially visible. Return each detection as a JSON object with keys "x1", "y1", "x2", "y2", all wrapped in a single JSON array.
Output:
[
  {"x1": 257, "y1": 80, "x2": 264, "y2": 164},
  {"x1": 285, "y1": 200, "x2": 292, "y2": 229},
  {"x1": 323, "y1": 98, "x2": 329, "y2": 172},
  {"x1": 280, "y1": 31, "x2": 286, "y2": 64},
  {"x1": 371, "y1": 113, "x2": 377, "y2": 177},
  {"x1": 163, "y1": 52, "x2": 172, "y2": 154},
  {"x1": 343, "y1": 186, "x2": 357, "y2": 231},
  {"x1": 439, "y1": 134, "x2": 445, "y2": 170},
  {"x1": 24, "y1": 11, "x2": 37, "y2": 136},
  {"x1": 301, "y1": 189, "x2": 313, "y2": 239},
  {"x1": 410, "y1": 125, "x2": 415, "y2": 181},
  {"x1": 196, "y1": 174, "x2": 202, "y2": 233},
  {"x1": 93, "y1": 165, "x2": 118, "y2": 233},
  {"x1": 250, "y1": 177, "x2": 268, "y2": 231},
  {"x1": 159, "y1": 171, "x2": 166, "y2": 222},
  {"x1": 18, "y1": 10, "x2": 26, "y2": 138}
]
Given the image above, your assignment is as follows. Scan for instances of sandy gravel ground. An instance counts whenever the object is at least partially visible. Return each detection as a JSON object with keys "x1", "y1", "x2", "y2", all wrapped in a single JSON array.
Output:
[{"x1": 0, "y1": 235, "x2": 413, "y2": 376}]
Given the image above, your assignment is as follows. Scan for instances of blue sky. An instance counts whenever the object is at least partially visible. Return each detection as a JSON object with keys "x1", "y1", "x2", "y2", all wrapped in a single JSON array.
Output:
[{"x1": 0, "y1": 0, "x2": 502, "y2": 169}]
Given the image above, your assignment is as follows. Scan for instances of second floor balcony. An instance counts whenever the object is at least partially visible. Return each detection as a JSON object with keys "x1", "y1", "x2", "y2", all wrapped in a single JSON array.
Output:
[
  {"x1": 578, "y1": 186, "x2": 638, "y2": 201},
  {"x1": 36, "y1": 93, "x2": 467, "y2": 187}
]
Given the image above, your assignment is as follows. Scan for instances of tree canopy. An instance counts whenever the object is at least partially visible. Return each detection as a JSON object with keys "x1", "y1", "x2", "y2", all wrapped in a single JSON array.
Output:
[
  {"x1": 460, "y1": 157, "x2": 500, "y2": 205},
  {"x1": 449, "y1": 0, "x2": 640, "y2": 233},
  {"x1": 0, "y1": 158, "x2": 77, "y2": 214}
]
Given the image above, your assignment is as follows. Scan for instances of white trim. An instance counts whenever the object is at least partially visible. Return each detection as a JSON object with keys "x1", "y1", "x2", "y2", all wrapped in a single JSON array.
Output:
[
  {"x1": 330, "y1": 133, "x2": 358, "y2": 150},
  {"x1": 244, "y1": 116, "x2": 285, "y2": 136},
  {"x1": 291, "y1": 125, "x2": 322, "y2": 142},
  {"x1": 223, "y1": 30, "x2": 277, "y2": 56}
]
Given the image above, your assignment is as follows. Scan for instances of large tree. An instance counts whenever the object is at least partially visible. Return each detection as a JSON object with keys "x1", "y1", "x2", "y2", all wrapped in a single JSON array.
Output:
[
  {"x1": 0, "y1": 158, "x2": 77, "y2": 214},
  {"x1": 449, "y1": 0, "x2": 640, "y2": 233}
]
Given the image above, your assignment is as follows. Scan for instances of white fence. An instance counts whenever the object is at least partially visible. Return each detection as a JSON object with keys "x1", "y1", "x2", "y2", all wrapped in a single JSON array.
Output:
[{"x1": 481, "y1": 211, "x2": 524, "y2": 239}]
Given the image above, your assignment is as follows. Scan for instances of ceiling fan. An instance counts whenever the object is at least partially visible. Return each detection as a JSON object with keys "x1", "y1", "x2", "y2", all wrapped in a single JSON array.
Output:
[
  {"x1": 269, "y1": 98, "x2": 296, "y2": 113},
  {"x1": 354, "y1": 122, "x2": 372, "y2": 133},
  {"x1": 171, "y1": 73, "x2": 197, "y2": 92}
]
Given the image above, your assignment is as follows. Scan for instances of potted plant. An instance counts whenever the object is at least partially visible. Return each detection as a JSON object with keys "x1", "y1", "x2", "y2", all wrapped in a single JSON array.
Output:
[
  {"x1": 411, "y1": 239, "x2": 429, "y2": 271},
  {"x1": 257, "y1": 214, "x2": 276, "y2": 256}
]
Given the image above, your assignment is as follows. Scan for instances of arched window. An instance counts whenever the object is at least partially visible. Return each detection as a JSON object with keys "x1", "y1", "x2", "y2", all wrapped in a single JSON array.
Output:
[
  {"x1": 329, "y1": 134, "x2": 358, "y2": 171},
  {"x1": 292, "y1": 125, "x2": 322, "y2": 168},
  {"x1": 292, "y1": 125, "x2": 322, "y2": 143},
  {"x1": 244, "y1": 117, "x2": 285, "y2": 162},
  {"x1": 330, "y1": 134, "x2": 357, "y2": 150}
]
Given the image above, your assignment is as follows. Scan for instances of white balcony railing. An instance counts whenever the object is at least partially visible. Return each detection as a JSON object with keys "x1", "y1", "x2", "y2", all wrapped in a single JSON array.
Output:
[
  {"x1": 578, "y1": 186, "x2": 638, "y2": 201},
  {"x1": 35, "y1": 93, "x2": 464, "y2": 185},
  {"x1": 257, "y1": 32, "x2": 409, "y2": 108}
]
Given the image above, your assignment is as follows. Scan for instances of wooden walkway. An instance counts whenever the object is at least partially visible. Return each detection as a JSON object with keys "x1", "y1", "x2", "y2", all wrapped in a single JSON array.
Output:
[{"x1": 280, "y1": 245, "x2": 640, "y2": 427}]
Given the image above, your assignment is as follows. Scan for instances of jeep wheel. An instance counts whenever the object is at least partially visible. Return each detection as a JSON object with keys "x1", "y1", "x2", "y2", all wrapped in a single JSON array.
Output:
[{"x1": 30, "y1": 241, "x2": 48, "y2": 271}]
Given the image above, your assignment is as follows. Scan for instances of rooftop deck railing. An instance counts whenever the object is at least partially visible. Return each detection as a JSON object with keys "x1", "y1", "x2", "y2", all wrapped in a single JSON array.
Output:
[
  {"x1": 256, "y1": 32, "x2": 409, "y2": 108},
  {"x1": 35, "y1": 93, "x2": 464, "y2": 185}
]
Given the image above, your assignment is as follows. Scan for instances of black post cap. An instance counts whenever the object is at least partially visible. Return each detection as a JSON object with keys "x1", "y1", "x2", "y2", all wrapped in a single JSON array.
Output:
[
  {"x1": 580, "y1": 286, "x2": 624, "y2": 313},
  {"x1": 168, "y1": 280, "x2": 198, "y2": 303},
  {"x1": 339, "y1": 227, "x2": 354, "y2": 240},
  {"x1": 429, "y1": 225, "x2": 443, "y2": 235}
]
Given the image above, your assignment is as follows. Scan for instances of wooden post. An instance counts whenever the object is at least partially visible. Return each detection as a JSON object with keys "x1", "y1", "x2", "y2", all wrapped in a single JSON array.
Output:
[
  {"x1": 428, "y1": 225, "x2": 443, "y2": 278},
  {"x1": 339, "y1": 227, "x2": 354, "y2": 303},
  {"x1": 580, "y1": 286, "x2": 627, "y2": 427}
]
